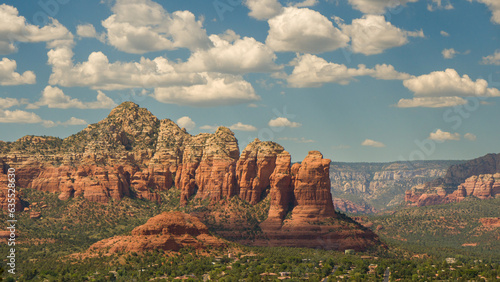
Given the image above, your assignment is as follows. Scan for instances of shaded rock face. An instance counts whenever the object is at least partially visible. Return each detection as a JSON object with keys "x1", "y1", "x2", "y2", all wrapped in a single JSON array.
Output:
[
  {"x1": 406, "y1": 154, "x2": 500, "y2": 207},
  {"x1": 332, "y1": 198, "x2": 377, "y2": 214},
  {"x1": 88, "y1": 212, "x2": 226, "y2": 254},
  {"x1": 177, "y1": 128, "x2": 240, "y2": 205},
  {"x1": 236, "y1": 139, "x2": 284, "y2": 205},
  {"x1": 258, "y1": 151, "x2": 381, "y2": 251}
]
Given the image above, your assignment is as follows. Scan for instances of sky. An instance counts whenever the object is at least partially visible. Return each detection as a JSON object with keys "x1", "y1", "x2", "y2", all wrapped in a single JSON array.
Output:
[{"x1": 0, "y1": 0, "x2": 499, "y2": 162}]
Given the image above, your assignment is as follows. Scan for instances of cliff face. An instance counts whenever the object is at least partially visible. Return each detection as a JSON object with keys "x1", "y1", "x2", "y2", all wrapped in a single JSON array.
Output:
[
  {"x1": 0, "y1": 102, "x2": 382, "y2": 251},
  {"x1": 330, "y1": 161, "x2": 453, "y2": 213},
  {"x1": 259, "y1": 151, "x2": 381, "y2": 251},
  {"x1": 405, "y1": 154, "x2": 500, "y2": 207}
]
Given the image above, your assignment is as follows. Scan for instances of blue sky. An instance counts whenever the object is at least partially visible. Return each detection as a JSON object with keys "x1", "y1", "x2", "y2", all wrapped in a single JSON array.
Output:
[{"x1": 0, "y1": 0, "x2": 499, "y2": 162}]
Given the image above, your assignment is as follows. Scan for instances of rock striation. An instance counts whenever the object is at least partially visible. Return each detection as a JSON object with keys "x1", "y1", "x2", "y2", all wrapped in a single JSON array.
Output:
[
  {"x1": 405, "y1": 154, "x2": 500, "y2": 206},
  {"x1": 0, "y1": 102, "x2": 382, "y2": 251},
  {"x1": 88, "y1": 212, "x2": 226, "y2": 254},
  {"x1": 259, "y1": 151, "x2": 381, "y2": 251}
]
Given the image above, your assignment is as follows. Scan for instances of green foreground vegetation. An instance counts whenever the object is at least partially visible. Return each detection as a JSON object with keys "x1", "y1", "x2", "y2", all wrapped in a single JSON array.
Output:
[{"x1": 0, "y1": 188, "x2": 498, "y2": 281}]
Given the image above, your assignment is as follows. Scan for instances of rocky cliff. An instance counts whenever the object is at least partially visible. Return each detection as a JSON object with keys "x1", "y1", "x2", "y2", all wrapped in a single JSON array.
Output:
[
  {"x1": 0, "y1": 102, "x2": 382, "y2": 251},
  {"x1": 330, "y1": 161, "x2": 455, "y2": 213},
  {"x1": 405, "y1": 154, "x2": 500, "y2": 206}
]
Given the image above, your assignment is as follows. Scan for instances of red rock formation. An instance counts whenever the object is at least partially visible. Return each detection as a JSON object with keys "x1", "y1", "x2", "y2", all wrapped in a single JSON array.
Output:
[
  {"x1": 290, "y1": 151, "x2": 336, "y2": 220},
  {"x1": 236, "y1": 139, "x2": 284, "y2": 205},
  {"x1": 479, "y1": 217, "x2": 500, "y2": 228},
  {"x1": 0, "y1": 167, "x2": 24, "y2": 212},
  {"x1": 260, "y1": 151, "x2": 293, "y2": 229},
  {"x1": 257, "y1": 151, "x2": 381, "y2": 251},
  {"x1": 88, "y1": 212, "x2": 226, "y2": 254}
]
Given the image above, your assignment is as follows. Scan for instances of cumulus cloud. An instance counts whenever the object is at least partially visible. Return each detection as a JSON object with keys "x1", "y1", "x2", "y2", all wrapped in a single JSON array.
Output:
[
  {"x1": 76, "y1": 24, "x2": 105, "y2": 42},
  {"x1": 268, "y1": 117, "x2": 301, "y2": 128},
  {"x1": 27, "y1": 86, "x2": 116, "y2": 109},
  {"x1": 151, "y1": 72, "x2": 259, "y2": 107},
  {"x1": 440, "y1": 30, "x2": 450, "y2": 37},
  {"x1": 101, "y1": 0, "x2": 211, "y2": 54},
  {"x1": 338, "y1": 15, "x2": 424, "y2": 55},
  {"x1": 347, "y1": 0, "x2": 418, "y2": 14},
  {"x1": 0, "y1": 4, "x2": 74, "y2": 54},
  {"x1": 0, "y1": 58, "x2": 36, "y2": 85},
  {"x1": 361, "y1": 139, "x2": 385, "y2": 148},
  {"x1": 293, "y1": 0, "x2": 319, "y2": 7},
  {"x1": 403, "y1": 69, "x2": 500, "y2": 97},
  {"x1": 396, "y1": 97, "x2": 468, "y2": 108},
  {"x1": 428, "y1": 129, "x2": 460, "y2": 141},
  {"x1": 287, "y1": 54, "x2": 410, "y2": 88},
  {"x1": 464, "y1": 133, "x2": 477, "y2": 141},
  {"x1": 229, "y1": 122, "x2": 257, "y2": 131},
  {"x1": 48, "y1": 47, "x2": 205, "y2": 90},
  {"x1": 0, "y1": 97, "x2": 24, "y2": 109},
  {"x1": 468, "y1": 0, "x2": 500, "y2": 24},
  {"x1": 176, "y1": 116, "x2": 196, "y2": 130},
  {"x1": 481, "y1": 50, "x2": 500, "y2": 65},
  {"x1": 178, "y1": 32, "x2": 281, "y2": 74},
  {"x1": 0, "y1": 109, "x2": 43, "y2": 124},
  {"x1": 244, "y1": 0, "x2": 283, "y2": 20},
  {"x1": 266, "y1": 7, "x2": 349, "y2": 53},
  {"x1": 442, "y1": 48, "x2": 458, "y2": 59}
]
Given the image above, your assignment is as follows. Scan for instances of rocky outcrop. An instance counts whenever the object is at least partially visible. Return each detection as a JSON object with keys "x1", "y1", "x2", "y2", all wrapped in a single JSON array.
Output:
[
  {"x1": 177, "y1": 128, "x2": 240, "y2": 205},
  {"x1": 88, "y1": 212, "x2": 226, "y2": 254},
  {"x1": 406, "y1": 154, "x2": 500, "y2": 207},
  {"x1": 258, "y1": 151, "x2": 381, "y2": 251},
  {"x1": 236, "y1": 139, "x2": 284, "y2": 205}
]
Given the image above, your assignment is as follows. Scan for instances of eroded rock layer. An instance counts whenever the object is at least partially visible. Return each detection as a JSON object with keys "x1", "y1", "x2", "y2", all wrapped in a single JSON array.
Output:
[{"x1": 406, "y1": 154, "x2": 500, "y2": 206}]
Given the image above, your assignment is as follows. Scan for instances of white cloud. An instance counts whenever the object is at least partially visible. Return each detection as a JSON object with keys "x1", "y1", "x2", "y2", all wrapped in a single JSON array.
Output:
[
  {"x1": 338, "y1": 15, "x2": 424, "y2": 55},
  {"x1": 427, "y1": 0, "x2": 454, "y2": 11},
  {"x1": 266, "y1": 7, "x2": 349, "y2": 53},
  {"x1": 0, "y1": 97, "x2": 23, "y2": 109},
  {"x1": 481, "y1": 50, "x2": 500, "y2": 65},
  {"x1": 199, "y1": 124, "x2": 218, "y2": 131},
  {"x1": 361, "y1": 139, "x2": 385, "y2": 148},
  {"x1": 77, "y1": 24, "x2": 98, "y2": 38},
  {"x1": 244, "y1": 0, "x2": 283, "y2": 20},
  {"x1": 268, "y1": 117, "x2": 301, "y2": 128},
  {"x1": 0, "y1": 109, "x2": 42, "y2": 124},
  {"x1": 293, "y1": 0, "x2": 319, "y2": 7},
  {"x1": 468, "y1": 0, "x2": 500, "y2": 24},
  {"x1": 229, "y1": 122, "x2": 257, "y2": 131},
  {"x1": 176, "y1": 116, "x2": 196, "y2": 130},
  {"x1": 287, "y1": 54, "x2": 410, "y2": 88},
  {"x1": 178, "y1": 32, "x2": 281, "y2": 74},
  {"x1": 76, "y1": 24, "x2": 105, "y2": 42},
  {"x1": 277, "y1": 137, "x2": 315, "y2": 143},
  {"x1": 48, "y1": 47, "x2": 205, "y2": 90},
  {"x1": 464, "y1": 133, "x2": 477, "y2": 141},
  {"x1": 440, "y1": 30, "x2": 450, "y2": 37},
  {"x1": 0, "y1": 58, "x2": 36, "y2": 85},
  {"x1": 347, "y1": 0, "x2": 418, "y2": 14},
  {"x1": 27, "y1": 86, "x2": 116, "y2": 109},
  {"x1": 60, "y1": 117, "x2": 88, "y2": 126},
  {"x1": 442, "y1": 48, "x2": 458, "y2": 59},
  {"x1": 102, "y1": 0, "x2": 211, "y2": 54},
  {"x1": 428, "y1": 129, "x2": 460, "y2": 141},
  {"x1": 396, "y1": 97, "x2": 468, "y2": 108},
  {"x1": 152, "y1": 72, "x2": 259, "y2": 107},
  {"x1": 0, "y1": 4, "x2": 73, "y2": 54},
  {"x1": 403, "y1": 69, "x2": 500, "y2": 98}
]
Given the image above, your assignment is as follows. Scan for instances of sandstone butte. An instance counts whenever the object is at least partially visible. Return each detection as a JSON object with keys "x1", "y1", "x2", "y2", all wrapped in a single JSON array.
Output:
[
  {"x1": 405, "y1": 153, "x2": 500, "y2": 207},
  {"x1": 0, "y1": 102, "x2": 381, "y2": 251},
  {"x1": 88, "y1": 211, "x2": 226, "y2": 254}
]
